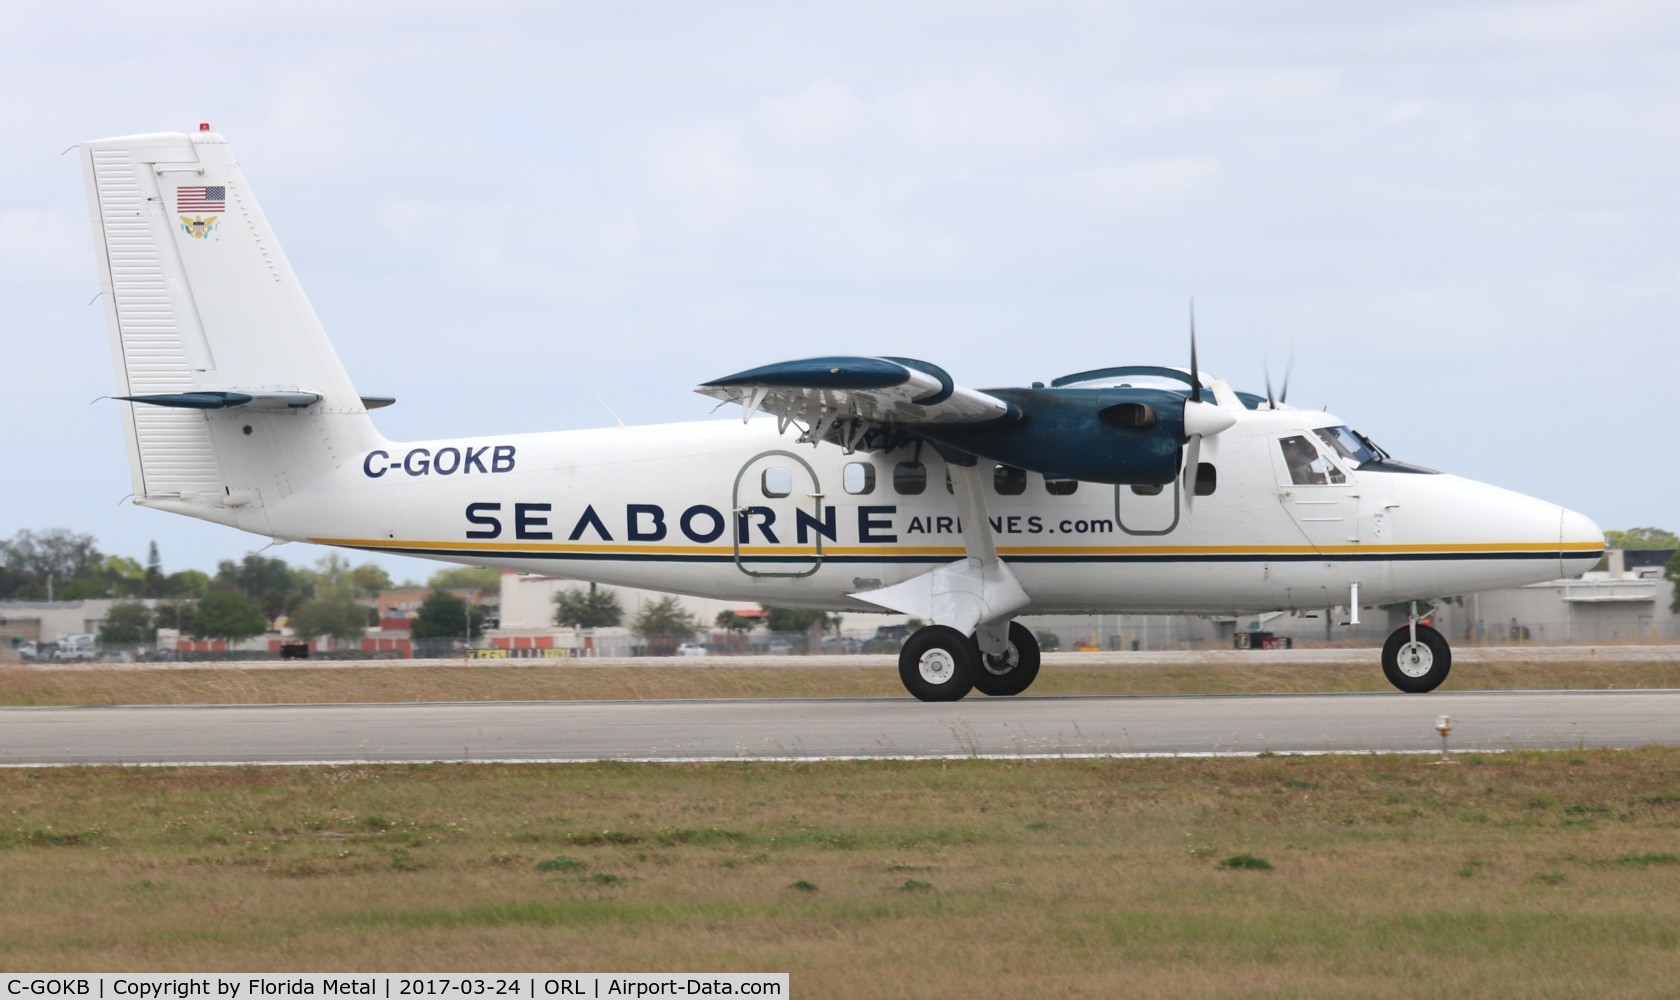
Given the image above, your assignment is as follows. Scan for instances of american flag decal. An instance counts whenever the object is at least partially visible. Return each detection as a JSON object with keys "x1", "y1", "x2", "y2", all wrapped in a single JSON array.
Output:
[{"x1": 177, "y1": 185, "x2": 226, "y2": 213}]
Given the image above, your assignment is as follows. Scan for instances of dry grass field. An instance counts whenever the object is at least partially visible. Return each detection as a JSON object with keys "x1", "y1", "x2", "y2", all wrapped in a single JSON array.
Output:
[
  {"x1": 4, "y1": 653, "x2": 1680, "y2": 706},
  {"x1": 4, "y1": 751, "x2": 1680, "y2": 996}
]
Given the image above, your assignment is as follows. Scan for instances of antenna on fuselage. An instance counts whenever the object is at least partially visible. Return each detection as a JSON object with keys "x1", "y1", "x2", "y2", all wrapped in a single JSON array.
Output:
[{"x1": 594, "y1": 395, "x2": 628, "y2": 428}]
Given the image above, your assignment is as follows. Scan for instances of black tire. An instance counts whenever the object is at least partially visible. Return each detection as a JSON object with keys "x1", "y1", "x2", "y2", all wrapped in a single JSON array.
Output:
[
  {"x1": 971, "y1": 622, "x2": 1041, "y2": 697},
  {"x1": 898, "y1": 625, "x2": 977, "y2": 701},
  {"x1": 1381, "y1": 623, "x2": 1452, "y2": 693}
]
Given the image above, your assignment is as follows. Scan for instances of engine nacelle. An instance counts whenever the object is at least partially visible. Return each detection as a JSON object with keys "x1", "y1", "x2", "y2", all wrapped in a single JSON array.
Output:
[{"x1": 919, "y1": 387, "x2": 1189, "y2": 485}]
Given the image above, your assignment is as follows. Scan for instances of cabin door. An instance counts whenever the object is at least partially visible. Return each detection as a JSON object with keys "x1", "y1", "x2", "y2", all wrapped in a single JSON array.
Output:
[{"x1": 732, "y1": 450, "x2": 825, "y2": 577}]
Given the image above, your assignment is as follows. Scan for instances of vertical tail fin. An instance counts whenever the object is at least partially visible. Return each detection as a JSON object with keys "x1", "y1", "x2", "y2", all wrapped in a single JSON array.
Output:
[{"x1": 81, "y1": 127, "x2": 380, "y2": 529}]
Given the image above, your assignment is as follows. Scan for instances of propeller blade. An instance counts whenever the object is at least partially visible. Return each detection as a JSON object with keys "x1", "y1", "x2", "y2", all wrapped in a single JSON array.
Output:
[
  {"x1": 1264, "y1": 361, "x2": 1275, "y2": 409},
  {"x1": 1182, "y1": 435, "x2": 1202, "y2": 511},
  {"x1": 1280, "y1": 348, "x2": 1294, "y2": 405},
  {"x1": 1188, "y1": 300, "x2": 1202, "y2": 404}
]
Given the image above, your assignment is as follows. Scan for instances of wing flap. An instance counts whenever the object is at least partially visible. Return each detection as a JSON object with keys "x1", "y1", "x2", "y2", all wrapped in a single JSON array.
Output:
[{"x1": 698, "y1": 356, "x2": 1015, "y2": 428}]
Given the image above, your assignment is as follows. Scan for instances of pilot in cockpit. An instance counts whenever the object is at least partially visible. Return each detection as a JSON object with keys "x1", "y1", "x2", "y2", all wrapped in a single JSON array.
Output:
[{"x1": 1280, "y1": 435, "x2": 1327, "y2": 486}]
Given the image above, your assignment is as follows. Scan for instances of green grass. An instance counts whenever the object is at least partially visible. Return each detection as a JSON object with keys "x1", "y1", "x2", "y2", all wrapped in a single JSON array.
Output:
[
  {"x1": 1217, "y1": 853, "x2": 1274, "y2": 870},
  {"x1": 535, "y1": 854, "x2": 587, "y2": 872},
  {"x1": 5, "y1": 750, "x2": 1680, "y2": 996}
]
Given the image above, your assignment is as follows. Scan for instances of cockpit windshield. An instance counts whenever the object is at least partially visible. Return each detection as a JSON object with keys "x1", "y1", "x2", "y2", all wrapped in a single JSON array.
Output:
[{"x1": 1313, "y1": 426, "x2": 1384, "y2": 468}]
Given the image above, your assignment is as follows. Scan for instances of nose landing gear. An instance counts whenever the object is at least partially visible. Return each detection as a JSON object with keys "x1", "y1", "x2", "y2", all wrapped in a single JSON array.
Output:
[{"x1": 1382, "y1": 601, "x2": 1452, "y2": 693}]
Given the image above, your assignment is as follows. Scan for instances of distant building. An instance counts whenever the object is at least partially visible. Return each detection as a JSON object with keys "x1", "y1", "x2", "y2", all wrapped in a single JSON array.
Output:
[
  {"x1": 1464, "y1": 549, "x2": 1675, "y2": 644},
  {"x1": 496, "y1": 572, "x2": 914, "y2": 655},
  {"x1": 374, "y1": 587, "x2": 498, "y2": 631},
  {"x1": 0, "y1": 599, "x2": 121, "y2": 643},
  {"x1": 1023, "y1": 550, "x2": 1677, "y2": 649}
]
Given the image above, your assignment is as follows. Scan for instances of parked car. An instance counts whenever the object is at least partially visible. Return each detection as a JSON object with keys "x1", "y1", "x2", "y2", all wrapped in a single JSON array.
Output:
[
  {"x1": 862, "y1": 624, "x2": 911, "y2": 653},
  {"x1": 51, "y1": 634, "x2": 98, "y2": 661},
  {"x1": 767, "y1": 639, "x2": 794, "y2": 655},
  {"x1": 675, "y1": 642, "x2": 708, "y2": 657}
]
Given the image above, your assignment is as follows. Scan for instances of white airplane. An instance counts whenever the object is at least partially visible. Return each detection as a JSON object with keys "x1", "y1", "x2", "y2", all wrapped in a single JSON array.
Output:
[{"x1": 78, "y1": 127, "x2": 1604, "y2": 700}]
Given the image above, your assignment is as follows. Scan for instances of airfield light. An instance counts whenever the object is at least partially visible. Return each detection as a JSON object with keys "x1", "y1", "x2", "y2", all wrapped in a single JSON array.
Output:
[{"x1": 1433, "y1": 715, "x2": 1455, "y2": 764}]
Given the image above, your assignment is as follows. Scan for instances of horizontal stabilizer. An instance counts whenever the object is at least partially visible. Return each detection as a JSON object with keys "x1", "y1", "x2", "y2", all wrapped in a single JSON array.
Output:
[{"x1": 117, "y1": 390, "x2": 323, "y2": 410}]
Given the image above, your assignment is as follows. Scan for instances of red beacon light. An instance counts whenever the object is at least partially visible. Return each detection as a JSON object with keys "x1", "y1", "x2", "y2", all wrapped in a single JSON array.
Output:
[{"x1": 199, "y1": 122, "x2": 212, "y2": 132}]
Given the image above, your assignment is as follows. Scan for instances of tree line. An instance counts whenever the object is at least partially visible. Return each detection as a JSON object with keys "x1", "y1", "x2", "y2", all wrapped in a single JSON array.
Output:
[
  {"x1": 551, "y1": 583, "x2": 842, "y2": 645},
  {"x1": 2, "y1": 529, "x2": 500, "y2": 647}
]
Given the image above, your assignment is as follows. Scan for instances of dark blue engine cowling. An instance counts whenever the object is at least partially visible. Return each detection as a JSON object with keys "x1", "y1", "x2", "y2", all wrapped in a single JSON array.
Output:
[{"x1": 917, "y1": 387, "x2": 1187, "y2": 485}]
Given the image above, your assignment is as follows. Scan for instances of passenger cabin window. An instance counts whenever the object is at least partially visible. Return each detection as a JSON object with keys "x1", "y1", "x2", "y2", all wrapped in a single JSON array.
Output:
[
  {"x1": 893, "y1": 461, "x2": 927, "y2": 495},
  {"x1": 1130, "y1": 483, "x2": 1164, "y2": 496},
  {"x1": 844, "y1": 461, "x2": 876, "y2": 495},
  {"x1": 761, "y1": 467, "x2": 793, "y2": 498},
  {"x1": 1045, "y1": 478, "x2": 1078, "y2": 496},
  {"x1": 993, "y1": 464, "x2": 1026, "y2": 496},
  {"x1": 1279, "y1": 436, "x2": 1345, "y2": 486}
]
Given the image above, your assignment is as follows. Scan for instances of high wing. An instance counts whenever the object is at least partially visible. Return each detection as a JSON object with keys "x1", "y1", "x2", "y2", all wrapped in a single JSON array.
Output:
[
  {"x1": 699, "y1": 356, "x2": 1016, "y2": 435},
  {"x1": 699, "y1": 355, "x2": 1237, "y2": 486}
]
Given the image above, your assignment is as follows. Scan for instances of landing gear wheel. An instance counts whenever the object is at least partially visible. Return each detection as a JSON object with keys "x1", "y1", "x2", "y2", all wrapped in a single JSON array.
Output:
[
  {"x1": 1381, "y1": 623, "x2": 1452, "y2": 693},
  {"x1": 971, "y1": 622, "x2": 1041, "y2": 697},
  {"x1": 899, "y1": 625, "x2": 977, "y2": 702}
]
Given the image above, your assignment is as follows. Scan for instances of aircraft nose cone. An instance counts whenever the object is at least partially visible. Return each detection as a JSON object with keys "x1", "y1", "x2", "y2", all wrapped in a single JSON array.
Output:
[{"x1": 1559, "y1": 507, "x2": 1604, "y2": 576}]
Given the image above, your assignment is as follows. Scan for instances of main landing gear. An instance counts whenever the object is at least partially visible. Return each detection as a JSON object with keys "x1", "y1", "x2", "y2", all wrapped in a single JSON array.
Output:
[
  {"x1": 1381, "y1": 601, "x2": 1452, "y2": 693},
  {"x1": 898, "y1": 622, "x2": 1041, "y2": 702}
]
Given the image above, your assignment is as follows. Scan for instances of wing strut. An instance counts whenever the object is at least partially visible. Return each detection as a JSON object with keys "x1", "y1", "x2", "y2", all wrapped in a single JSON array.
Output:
[{"x1": 850, "y1": 462, "x2": 1029, "y2": 652}]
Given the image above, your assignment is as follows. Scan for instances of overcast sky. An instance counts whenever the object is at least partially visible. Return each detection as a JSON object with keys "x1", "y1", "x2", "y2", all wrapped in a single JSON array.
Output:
[{"x1": 2, "y1": 0, "x2": 1676, "y2": 581}]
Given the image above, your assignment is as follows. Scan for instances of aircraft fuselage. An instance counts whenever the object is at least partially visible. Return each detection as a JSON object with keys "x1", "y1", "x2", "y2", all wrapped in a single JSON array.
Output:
[{"x1": 167, "y1": 411, "x2": 1601, "y2": 618}]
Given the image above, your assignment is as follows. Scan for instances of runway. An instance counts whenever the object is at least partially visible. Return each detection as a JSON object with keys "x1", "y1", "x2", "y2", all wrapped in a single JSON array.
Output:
[{"x1": 2, "y1": 689, "x2": 1676, "y2": 766}]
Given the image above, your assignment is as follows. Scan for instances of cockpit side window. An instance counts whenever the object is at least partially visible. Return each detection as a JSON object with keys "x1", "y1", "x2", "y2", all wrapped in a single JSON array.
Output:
[{"x1": 1279, "y1": 435, "x2": 1346, "y2": 486}]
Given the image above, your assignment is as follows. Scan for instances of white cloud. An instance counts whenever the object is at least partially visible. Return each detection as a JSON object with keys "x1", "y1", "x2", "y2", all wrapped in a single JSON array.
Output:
[
  {"x1": 1109, "y1": 68, "x2": 1340, "y2": 127},
  {"x1": 1240, "y1": 68, "x2": 1341, "y2": 105},
  {"x1": 0, "y1": 211, "x2": 85, "y2": 281},
  {"x1": 1112, "y1": 80, "x2": 1233, "y2": 126},
  {"x1": 758, "y1": 80, "x2": 866, "y2": 147},
  {"x1": 1060, "y1": 157, "x2": 1220, "y2": 212},
  {"x1": 881, "y1": 70, "x2": 1086, "y2": 154},
  {"x1": 643, "y1": 126, "x2": 757, "y2": 230},
  {"x1": 1484, "y1": 0, "x2": 1680, "y2": 47},
  {"x1": 1383, "y1": 100, "x2": 1429, "y2": 124}
]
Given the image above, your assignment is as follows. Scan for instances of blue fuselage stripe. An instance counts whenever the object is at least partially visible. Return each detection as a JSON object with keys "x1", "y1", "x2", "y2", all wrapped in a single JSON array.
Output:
[{"x1": 348, "y1": 546, "x2": 1591, "y2": 565}]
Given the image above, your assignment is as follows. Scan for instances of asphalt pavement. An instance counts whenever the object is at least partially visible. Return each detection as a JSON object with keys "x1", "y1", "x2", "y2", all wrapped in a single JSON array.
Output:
[{"x1": 2, "y1": 688, "x2": 1675, "y2": 766}]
